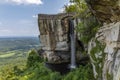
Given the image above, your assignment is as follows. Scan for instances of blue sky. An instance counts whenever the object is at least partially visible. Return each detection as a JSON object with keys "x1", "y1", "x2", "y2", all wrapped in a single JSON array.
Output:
[{"x1": 0, "y1": 0, "x2": 69, "y2": 37}]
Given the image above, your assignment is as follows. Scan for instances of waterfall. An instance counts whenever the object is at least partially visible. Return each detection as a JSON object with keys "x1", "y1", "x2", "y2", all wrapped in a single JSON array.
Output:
[{"x1": 69, "y1": 19, "x2": 76, "y2": 69}]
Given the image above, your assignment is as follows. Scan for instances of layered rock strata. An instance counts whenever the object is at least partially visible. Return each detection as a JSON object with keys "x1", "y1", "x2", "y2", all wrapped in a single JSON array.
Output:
[{"x1": 38, "y1": 13, "x2": 82, "y2": 63}]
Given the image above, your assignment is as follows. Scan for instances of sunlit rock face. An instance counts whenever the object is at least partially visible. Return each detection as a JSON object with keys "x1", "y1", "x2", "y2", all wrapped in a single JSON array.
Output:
[
  {"x1": 86, "y1": 0, "x2": 120, "y2": 80},
  {"x1": 38, "y1": 13, "x2": 81, "y2": 63},
  {"x1": 88, "y1": 22, "x2": 120, "y2": 80},
  {"x1": 97, "y1": 22, "x2": 120, "y2": 80}
]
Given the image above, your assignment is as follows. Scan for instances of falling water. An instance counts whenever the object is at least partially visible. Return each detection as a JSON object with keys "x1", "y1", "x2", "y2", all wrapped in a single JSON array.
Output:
[{"x1": 69, "y1": 19, "x2": 76, "y2": 69}]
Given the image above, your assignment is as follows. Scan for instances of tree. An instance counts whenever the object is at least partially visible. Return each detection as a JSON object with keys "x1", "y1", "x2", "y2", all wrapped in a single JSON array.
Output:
[{"x1": 65, "y1": 0, "x2": 88, "y2": 17}]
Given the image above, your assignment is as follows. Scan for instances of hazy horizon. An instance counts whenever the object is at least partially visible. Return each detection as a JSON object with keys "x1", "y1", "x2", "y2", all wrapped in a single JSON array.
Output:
[{"x1": 0, "y1": 35, "x2": 39, "y2": 38}]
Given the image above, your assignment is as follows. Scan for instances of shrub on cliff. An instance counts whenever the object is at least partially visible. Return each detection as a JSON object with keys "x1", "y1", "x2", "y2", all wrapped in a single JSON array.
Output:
[{"x1": 27, "y1": 49, "x2": 43, "y2": 68}]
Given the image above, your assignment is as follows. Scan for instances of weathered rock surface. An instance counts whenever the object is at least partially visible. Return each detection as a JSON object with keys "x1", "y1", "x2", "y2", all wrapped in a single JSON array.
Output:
[
  {"x1": 86, "y1": 0, "x2": 120, "y2": 23},
  {"x1": 98, "y1": 22, "x2": 120, "y2": 80},
  {"x1": 88, "y1": 22, "x2": 120, "y2": 80},
  {"x1": 86, "y1": 0, "x2": 120, "y2": 80},
  {"x1": 38, "y1": 13, "x2": 83, "y2": 63}
]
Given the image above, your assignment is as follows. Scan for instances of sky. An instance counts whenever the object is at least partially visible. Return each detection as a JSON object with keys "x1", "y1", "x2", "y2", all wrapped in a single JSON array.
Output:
[{"x1": 0, "y1": 0, "x2": 69, "y2": 37}]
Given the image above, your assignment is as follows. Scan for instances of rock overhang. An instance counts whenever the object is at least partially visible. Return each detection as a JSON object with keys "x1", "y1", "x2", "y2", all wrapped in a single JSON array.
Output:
[{"x1": 85, "y1": 0, "x2": 120, "y2": 23}]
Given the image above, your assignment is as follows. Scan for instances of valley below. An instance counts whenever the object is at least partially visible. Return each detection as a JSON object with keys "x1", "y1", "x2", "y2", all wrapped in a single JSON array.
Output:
[{"x1": 0, "y1": 37, "x2": 40, "y2": 70}]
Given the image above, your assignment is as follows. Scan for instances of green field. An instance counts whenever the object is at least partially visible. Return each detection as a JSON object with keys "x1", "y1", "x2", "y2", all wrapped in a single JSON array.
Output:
[{"x1": 0, "y1": 52, "x2": 16, "y2": 58}]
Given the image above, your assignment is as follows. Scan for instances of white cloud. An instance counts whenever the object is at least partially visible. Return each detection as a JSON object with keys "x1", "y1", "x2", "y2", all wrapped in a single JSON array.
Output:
[
  {"x1": 5, "y1": 0, "x2": 43, "y2": 5},
  {"x1": 32, "y1": 15, "x2": 38, "y2": 18},
  {"x1": 66, "y1": 2, "x2": 75, "y2": 6},
  {"x1": 58, "y1": 7, "x2": 65, "y2": 13},
  {"x1": 58, "y1": 2, "x2": 74, "y2": 13}
]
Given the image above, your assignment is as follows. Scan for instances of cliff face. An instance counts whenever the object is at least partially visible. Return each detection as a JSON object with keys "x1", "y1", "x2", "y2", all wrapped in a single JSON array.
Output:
[
  {"x1": 38, "y1": 13, "x2": 83, "y2": 63},
  {"x1": 86, "y1": 0, "x2": 120, "y2": 80}
]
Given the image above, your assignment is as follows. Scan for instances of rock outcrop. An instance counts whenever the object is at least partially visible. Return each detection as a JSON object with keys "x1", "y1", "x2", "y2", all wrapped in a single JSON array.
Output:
[
  {"x1": 38, "y1": 13, "x2": 83, "y2": 63},
  {"x1": 86, "y1": 0, "x2": 120, "y2": 80},
  {"x1": 86, "y1": 0, "x2": 120, "y2": 23},
  {"x1": 88, "y1": 22, "x2": 120, "y2": 80}
]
